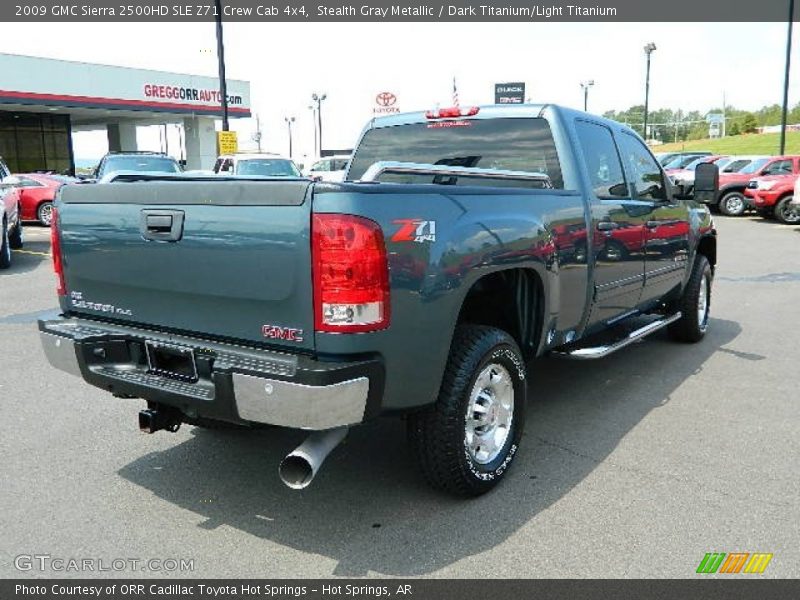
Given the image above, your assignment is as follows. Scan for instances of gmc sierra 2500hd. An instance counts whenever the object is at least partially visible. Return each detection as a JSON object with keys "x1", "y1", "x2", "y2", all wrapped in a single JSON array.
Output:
[{"x1": 39, "y1": 104, "x2": 718, "y2": 497}]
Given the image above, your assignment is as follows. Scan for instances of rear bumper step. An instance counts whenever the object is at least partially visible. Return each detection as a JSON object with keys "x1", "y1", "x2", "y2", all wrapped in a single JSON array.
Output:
[
  {"x1": 39, "y1": 315, "x2": 383, "y2": 430},
  {"x1": 551, "y1": 312, "x2": 682, "y2": 360}
]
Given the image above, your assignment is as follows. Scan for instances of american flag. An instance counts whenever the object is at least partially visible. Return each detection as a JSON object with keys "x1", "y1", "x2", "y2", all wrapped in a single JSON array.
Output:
[{"x1": 452, "y1": 77, "x2": 459, "y2": 107}]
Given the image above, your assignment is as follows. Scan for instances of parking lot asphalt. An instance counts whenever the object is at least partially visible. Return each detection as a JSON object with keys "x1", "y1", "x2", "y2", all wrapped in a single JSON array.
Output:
[{"x1": 0, "y1": 217, "x2": 798, "y2": 579}]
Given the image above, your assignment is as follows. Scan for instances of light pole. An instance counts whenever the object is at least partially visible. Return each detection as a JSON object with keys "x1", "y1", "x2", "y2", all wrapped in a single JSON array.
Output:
[
  {"x1": 284, "y1": 116, "x2": 295, "y2": 158},
  {"x1": 307, "y1": 104, "x2": 318, "y2": 157},
  {"x1": 311, "y1": 93, "x2": 327, "y2": 156},
  {"x1": 580, "y1": 80, "x2": 595, "y2": 112},
  {"x1": 779, "y1": 0, "x2": 795, "y2": 154},
  {"x1": 214, "y1": 0, "x2": 229, "y2": 131},
  {"x1": 643, "y1": 42, "x2": 657, "y2": 141}
]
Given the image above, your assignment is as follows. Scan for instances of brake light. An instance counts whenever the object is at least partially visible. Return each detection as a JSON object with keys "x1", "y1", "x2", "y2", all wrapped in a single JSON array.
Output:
[
  {"x1": 312, "y1": 213, "x2": 390, "y2": 333},
  {"x1": 50, "y1": 207, "x2": 66, "y2": 296},
  {"x1": 425, "y1": 106, "x2": 480, "y2": 119}
]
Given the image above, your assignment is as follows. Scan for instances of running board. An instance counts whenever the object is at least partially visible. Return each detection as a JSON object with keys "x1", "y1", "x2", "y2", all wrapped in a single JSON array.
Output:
[{"x1": 551, "y1": 312, "x2": 682, "y2": 360}]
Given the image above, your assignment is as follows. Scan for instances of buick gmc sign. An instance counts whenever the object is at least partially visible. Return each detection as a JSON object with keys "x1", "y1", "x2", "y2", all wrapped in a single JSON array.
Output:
[{"x1": 495, "y1": 82, "x2": 526, "y2": 104}]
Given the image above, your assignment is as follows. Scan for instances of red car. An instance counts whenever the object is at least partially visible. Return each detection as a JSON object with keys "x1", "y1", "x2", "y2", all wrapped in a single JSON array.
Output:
[
  {"x1": 744, "y1": 174, "x2": 800, "y2": 223},
  {"x1": 14, "y1": 173, "x2": 75, "y2": 226},
  {"x1": 714, "y1": 156, "x2": 800, "y2": 216}
]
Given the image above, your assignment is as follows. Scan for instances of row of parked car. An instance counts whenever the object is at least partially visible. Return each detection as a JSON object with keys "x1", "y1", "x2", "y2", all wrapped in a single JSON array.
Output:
[
  {"x1": 656, "y1": 151, "x2": 800, "y2": 223},
  {"x1": 0, "y1": 150, "x2": 354, "y2": 269}
]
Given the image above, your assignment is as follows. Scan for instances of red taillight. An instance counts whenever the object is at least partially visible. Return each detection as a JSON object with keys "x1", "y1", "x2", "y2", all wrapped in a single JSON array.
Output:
[
  {"x1": 312, "y1": 213, "x2": 390, "y2": 333},
  {"x1": 425, "y1": 106, "x2": 480, "y2": 119},
  {"x1": 50, "y1": 207, "x2": 66, "y2": 296}
]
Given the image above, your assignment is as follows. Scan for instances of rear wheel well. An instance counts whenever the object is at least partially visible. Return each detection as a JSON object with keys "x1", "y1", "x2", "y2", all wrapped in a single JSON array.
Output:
[
  {"x1": 456, "y1": 269, "x2": 544, "y2": 360},
  {"x1": 697, "y1": 236, "x2": 716, "y2": 271}
]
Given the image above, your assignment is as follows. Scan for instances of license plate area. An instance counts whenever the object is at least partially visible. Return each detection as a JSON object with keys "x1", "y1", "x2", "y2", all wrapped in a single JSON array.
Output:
[{"x1": 145, "y1": 341, "x2": 198, "y2": 382}]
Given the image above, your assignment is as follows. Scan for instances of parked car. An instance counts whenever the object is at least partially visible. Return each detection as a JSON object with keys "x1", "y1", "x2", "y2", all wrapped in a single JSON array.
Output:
[
  {"x1": 91, "y1": 152, "x2": 182, "y2": 181},
  {"x1": 669, "y1": 155, "x2": 730, "y2": 189},
  {"x1": 745, "y1": 173, "x2": 800, "y2": 223},
  {"x1": 14, "y1": 173, "x2": 76, "y2": 226},
  {"x1": 214, "y1": 153, "x2": 301, "y2": 177},
  {"x1": 657, "y1": 151, "x2": 712, "y2": 167},
  {"x1": 304, "y1": 155, "x2": 350, "y2": 182},
  {"x1": 0, "y1": 157, "x2": 24, "y2": 269},
  {"x1": 40, "y1": 104, "x2": 718, "y2": 496},
  {"x1": 709, "y1": 156, "x2": 800, "y2": 216},
  {"x1": 663, "y1": 153, "x2": 712, "y2": 172}
]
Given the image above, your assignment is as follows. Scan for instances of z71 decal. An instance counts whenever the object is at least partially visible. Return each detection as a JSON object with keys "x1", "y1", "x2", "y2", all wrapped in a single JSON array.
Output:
[{"x1": 392, "y1": 219, "x2": 436, "y2": 243}]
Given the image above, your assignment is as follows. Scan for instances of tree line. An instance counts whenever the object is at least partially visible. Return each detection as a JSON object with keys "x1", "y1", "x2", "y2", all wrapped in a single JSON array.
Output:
[{"x1": 602, "y1": 102, "x2": 800, "y2": 142}]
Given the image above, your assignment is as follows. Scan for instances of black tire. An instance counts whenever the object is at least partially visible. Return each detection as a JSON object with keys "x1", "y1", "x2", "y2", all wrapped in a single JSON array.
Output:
[
  {"x1": 408, "y1": 325, "x2": 527, "y2": 497},
  {"x1": 774, "y1": 196, "x2": 800, "y2": 224},
  {"x1": 668, "y1": 254, "x2": 712, "y2": 343},
  {"x1": 37, "y1": 202, "x2": 54, "y2": 227},
  {"x1": 0, "y1": 218, "x2": 11, "y2": 269},
  {"x1": 718, "y1": 191, "x2": 746, "y2": 216},
  {"x1": 8, "y1": 218, "x2": 23, "y2": 250}
]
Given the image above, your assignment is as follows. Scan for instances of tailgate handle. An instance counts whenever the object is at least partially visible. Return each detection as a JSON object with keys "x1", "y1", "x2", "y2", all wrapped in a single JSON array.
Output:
[{"x1": 141, "y1": 209, "x2": 184, "y2": 242}]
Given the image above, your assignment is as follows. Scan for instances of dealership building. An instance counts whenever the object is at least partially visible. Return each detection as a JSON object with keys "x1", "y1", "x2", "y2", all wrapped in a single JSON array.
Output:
[{"x1": 0, "y1": 53, "x2": 251, "y2": 174}]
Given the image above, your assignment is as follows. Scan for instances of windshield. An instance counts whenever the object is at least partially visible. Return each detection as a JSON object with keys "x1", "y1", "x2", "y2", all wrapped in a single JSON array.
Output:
[
  {"x1": 102, "y1": 156, "x2": 180, "y2": 175},
  {"x1": 738, "y1": 158, "x2": 769, "y2": 174},
  {"x1": 347, "y1": 117, "x2": 563, "y2": 189},
  {"x1": 235, "y1": 159, "x2": 300, "y2": 176}
]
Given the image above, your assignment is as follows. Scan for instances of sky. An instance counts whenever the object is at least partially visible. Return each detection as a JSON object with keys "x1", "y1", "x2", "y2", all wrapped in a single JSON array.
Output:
[{"x1": 0, "y1": 21, "x2": 797, "y2": 162}]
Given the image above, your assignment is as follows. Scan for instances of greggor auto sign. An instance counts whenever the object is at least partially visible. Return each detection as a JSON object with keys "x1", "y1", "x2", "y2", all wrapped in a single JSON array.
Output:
[{"x1": 143, "y1": 84, "x2": 243, "y2": 105}]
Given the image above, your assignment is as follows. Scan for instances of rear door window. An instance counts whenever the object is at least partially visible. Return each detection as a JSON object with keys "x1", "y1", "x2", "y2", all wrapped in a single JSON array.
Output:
[
  {"x1": 347, "y1": 117, "x2": 563, "y2": 189},
  {"x1": 574, "y1": 121, "x2": 628, "y2": 199}
]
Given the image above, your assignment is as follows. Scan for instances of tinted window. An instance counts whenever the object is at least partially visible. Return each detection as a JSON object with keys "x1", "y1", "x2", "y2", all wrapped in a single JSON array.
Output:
[
  {"x1": 102, "y1": 156, "x2": 180, "y2": 176},
  {"x1": 617, "y1": 133, "x2": 667, "y2": 201},
  {"x1": 347, "y1": 117, "x2": 563, "y2": 189},
  {"x1": 739, "y1": 158, "x2": 769, "y2": 174},
  {"x1": 17, "y1": 176, "x2": 43, "y2": 187},
  {"x1": 235, "y1": 159, "x2": 300, "y2": 177},
  {"x1": 574, "y1": 121, "x2": 627, "y2": 199}
]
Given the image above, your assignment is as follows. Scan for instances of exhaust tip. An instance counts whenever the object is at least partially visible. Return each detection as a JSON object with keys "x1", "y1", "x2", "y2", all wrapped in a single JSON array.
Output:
[{"x1": 279, "y1": 454, "x2": 314, "y2": 490}]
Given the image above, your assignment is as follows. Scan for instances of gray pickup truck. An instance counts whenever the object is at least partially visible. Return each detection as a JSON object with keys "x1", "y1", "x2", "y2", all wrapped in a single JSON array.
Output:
[{"x1": 39, "y1": 104, "x2": 718, "y2": 496}]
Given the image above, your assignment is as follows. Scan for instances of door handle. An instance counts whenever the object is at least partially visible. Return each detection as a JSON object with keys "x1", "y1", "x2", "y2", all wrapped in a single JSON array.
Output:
[
  {"x1": 141, "y1": 209, "x2": 184, "y2": 242},
  {"x1": 597, "y1": 221, "x2": 619, "y2": 231}
]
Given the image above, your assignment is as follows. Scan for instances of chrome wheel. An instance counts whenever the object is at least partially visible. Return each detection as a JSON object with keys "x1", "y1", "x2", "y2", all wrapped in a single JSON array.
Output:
[
  {"x1": 722, "y1": 194, "x2": 745, "y2": 216},
  {"x1": 465, "y1": 363, "x2": 514, "y2": 464},
  {"x1": 38, "y1": 202, "x2": 53, "y2": 227},
  {"x1": 697, "y1": 273, "x2": 709, "y2": 332}
]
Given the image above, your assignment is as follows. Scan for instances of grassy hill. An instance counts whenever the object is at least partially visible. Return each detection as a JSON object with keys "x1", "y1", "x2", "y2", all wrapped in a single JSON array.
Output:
[{"x1": 654, "y1": 132, "x2": 800, "y2": 155}]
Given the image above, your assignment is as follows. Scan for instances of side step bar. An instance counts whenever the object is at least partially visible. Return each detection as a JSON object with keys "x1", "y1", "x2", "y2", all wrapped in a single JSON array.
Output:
[{"x1": 551, "y1": 312, "x2": 682, "y2": 360}]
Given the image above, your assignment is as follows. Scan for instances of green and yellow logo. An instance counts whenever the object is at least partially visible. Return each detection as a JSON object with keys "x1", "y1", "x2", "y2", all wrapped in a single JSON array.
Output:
[{"x1": 696, "y1": 552, "x2": 773, "y2": 574}]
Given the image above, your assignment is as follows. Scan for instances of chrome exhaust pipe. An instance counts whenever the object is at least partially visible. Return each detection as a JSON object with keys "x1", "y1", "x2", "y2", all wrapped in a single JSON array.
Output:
[{"x1": 278, "y1": 427, "x2": 348, "y2": 490}]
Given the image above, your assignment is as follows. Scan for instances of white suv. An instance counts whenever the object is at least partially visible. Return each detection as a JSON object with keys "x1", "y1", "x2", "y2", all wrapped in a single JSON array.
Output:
[
  {"x1": 304, "y1": 155, "x2": 351, "y2": 182},
  {"x1": 214, "y1": 153, "x2": 301, "y2": 177}
]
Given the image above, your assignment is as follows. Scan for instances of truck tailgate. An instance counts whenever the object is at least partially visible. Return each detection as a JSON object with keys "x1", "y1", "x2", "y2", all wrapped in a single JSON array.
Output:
[{"x1": 57, "y1": 179, "x2": 315, "y2": 350}]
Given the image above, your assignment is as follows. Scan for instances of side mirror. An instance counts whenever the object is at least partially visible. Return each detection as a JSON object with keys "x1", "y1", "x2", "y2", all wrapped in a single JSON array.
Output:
[{"x1": 694, "y1": 163, "x2": 719, "y2": 205}]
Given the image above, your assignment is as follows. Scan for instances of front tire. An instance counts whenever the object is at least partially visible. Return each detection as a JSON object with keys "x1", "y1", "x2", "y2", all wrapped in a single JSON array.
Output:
[
  {"x1": 719, "y1": 191, "x2": 746, "y2": 216},
  {"x1": 8, "y1": 218, "x2": 23, "y2": 250},
  {"x1": 774, "y1": 196, "x2": 800, "y2": 224},
  {"x1": 408, "y1": 325, "x2": 527, "y2": 497},
  {"x1": 668, "y1": 254, "x2": 712, "y2": 343},
  {"x1": 0, "y1": 218, "x2": 11, "y2": 269}
]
